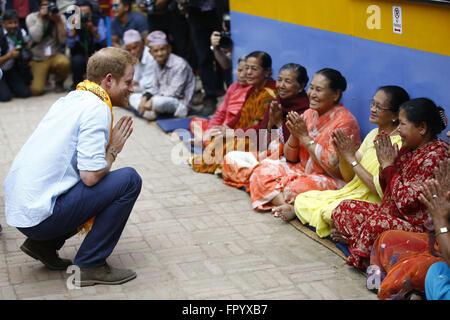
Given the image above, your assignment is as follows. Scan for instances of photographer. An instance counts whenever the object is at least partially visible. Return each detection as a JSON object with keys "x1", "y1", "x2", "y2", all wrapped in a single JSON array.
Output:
[
  {"x1": 26, "y1": 0, "x2": 70, "y2": 95},
  {"x1": 210, "y1": 31, "x2": 231, "y2": 70},
  {"x1": 5, "y1": 0, "x2": 39, "y2": 31},
  {"x1": 210, "y1": 12, "x2": 232, "y2": 89},
  {"x1": 137, "y1": 0, "x2": 191, "y2": 63},
  {"x1": 67, "y1": 0, "x2": 106, "y2": 90},
  {"x1": 0, "y1": 9, "x2": 33, "y2": 101},
  {"x1": 175, "y1": 0, "x2": 223, "y2": 116},
  {"x1": 110, "y1": 0, "x2": 148, "y2": 48}
]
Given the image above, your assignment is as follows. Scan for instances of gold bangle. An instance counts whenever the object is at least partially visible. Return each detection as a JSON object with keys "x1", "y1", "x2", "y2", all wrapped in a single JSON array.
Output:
[
  {"x1": 287, "y1": 141, "x2": 298, "y2": 148},
  {"x1": 306, "y1": 140, "x2": 315, "y2": 147}
]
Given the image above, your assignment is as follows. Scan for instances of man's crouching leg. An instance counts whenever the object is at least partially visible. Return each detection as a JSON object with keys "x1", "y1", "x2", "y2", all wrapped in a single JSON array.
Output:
[
  {"x1": 17, "y1": 167, "x2": 142, "y2": 284},
  {"x1": 74, "y1": 167, "x2": 142, "y2": 286}
]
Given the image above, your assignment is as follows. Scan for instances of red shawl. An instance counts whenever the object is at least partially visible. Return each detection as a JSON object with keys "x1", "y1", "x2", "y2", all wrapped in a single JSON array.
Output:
[{"x1": 252, "y1": 89, "x2": 310, "y2": 150}]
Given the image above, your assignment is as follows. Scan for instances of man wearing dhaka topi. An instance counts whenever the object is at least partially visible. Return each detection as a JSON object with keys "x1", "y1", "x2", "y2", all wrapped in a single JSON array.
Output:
[{"x1": 3, "y1": 47, "x2": 142, "y2": 287}]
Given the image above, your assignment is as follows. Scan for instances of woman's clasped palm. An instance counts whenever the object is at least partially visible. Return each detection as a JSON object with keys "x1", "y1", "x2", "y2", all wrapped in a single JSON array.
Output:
[
  {"x1": 286, "y1": 111, "x2": 308, "y2": 141},
  {"x1": 332, "y1": 128, "x2": 357, "y2": 162},
  {"x1": 374, "y1": 131, "x2": 398, "y2": 169}
]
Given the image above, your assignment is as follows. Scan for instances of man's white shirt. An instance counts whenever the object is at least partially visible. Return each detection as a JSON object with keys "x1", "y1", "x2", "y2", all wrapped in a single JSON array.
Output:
[{"x1": 4, "y1": 90, "x2": 111, "y2": 227}]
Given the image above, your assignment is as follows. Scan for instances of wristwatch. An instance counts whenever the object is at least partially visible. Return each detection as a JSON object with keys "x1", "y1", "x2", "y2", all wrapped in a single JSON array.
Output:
[
  {"x1": 436, "y1": 227, "x2": 449, "y2": 237},
  {"x1": 351, "y1": 160, "x2": 359, "y2": 168}
]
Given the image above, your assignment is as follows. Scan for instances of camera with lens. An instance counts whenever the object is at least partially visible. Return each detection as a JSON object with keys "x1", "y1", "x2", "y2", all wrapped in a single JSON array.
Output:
[
  {"x1": 177, "y1": 0, "x2": 190, "y2": 11},
  {"x1": 15, "y1": 44, "x2": 30, "y2": 61},
  {"x1": 219, "y1": 13, "x2": 231, "y2": 48},
  {"x1": 219, "y1": 31, "x2": 232, "y2": 48},
  {"x1": 47, "y1": 1, "x2": 59, "y2": 15},
  {"x1": 80, "y1": 12, "x2": 90, "y2": 24},
  {"x1": 142, "y1": 0, "x2": 156, "y2": 15}
]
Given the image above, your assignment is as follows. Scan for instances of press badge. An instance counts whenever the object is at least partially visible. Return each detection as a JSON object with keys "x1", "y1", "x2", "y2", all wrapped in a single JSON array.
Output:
[{"x1": 44, "y1": 45, "x2": 52, "y2": 57}]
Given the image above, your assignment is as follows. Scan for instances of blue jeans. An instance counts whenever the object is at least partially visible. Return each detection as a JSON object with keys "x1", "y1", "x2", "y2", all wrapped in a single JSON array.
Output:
[{"x1": 18, "y1": 167, "x2": 142, "y2": 268}]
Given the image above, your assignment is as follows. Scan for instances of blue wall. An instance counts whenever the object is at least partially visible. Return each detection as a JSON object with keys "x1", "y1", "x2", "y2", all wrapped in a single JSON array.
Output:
[{"x1": 230, "y1": 11, "x2": 450, "y2": 139}]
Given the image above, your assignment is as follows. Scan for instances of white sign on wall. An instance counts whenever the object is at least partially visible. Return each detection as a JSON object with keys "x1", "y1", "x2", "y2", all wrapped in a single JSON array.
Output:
[{"x1": 393, "y1": 6, "x2": 402, "y2": 34}]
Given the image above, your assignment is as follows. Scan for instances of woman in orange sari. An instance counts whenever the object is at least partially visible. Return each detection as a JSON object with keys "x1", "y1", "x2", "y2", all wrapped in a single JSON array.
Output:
[
  {"x1": 249, "y1": 68, "x2": 360, "y2": 211},
  {"x1": 191, "y1": 51, "x2": 277, "y2": 174}
]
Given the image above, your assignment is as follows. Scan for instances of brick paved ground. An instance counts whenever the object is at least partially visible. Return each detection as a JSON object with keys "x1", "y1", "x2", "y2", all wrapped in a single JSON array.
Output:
[{"x1": 0, "y1": 92, "x2": 376, "y2": 300}]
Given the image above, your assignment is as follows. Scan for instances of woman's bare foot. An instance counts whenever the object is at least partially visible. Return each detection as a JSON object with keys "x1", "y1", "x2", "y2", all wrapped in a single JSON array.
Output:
[
  {"x1": 330, "y1": 229, "x2": 349, "y2": 245},
  {"x1": 272, "y1": 204, "x2": 296, "y2": 221}
]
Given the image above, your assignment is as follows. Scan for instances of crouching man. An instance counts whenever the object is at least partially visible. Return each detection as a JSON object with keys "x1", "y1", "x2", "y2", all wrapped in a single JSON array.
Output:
[{"x1": 3, "y1": 47, "x2": 142, "y2": 287}]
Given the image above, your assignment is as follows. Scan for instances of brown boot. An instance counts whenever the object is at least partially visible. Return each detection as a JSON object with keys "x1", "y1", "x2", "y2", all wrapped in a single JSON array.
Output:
[
  {"x1": 20, "y1": 238, "x2": 72, "y2": 270},
  {"x1": 79, "y1": 264, "x2": 137, "y2": 287}
]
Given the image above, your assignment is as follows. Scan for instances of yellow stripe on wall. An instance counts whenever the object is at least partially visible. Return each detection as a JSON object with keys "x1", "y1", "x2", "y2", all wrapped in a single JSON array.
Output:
[{"x1": 230, "y1": 0, "x2": 450, "y2": 57}]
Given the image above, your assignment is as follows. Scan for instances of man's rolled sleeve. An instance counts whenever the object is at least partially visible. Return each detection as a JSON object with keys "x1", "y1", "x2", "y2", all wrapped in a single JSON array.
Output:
[{"x1": 77, "y1": 103, "x2": 111, "y2": 171}]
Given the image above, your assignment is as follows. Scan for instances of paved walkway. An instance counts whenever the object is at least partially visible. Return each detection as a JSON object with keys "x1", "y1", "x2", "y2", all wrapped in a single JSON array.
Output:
[{"x1": 0, "y1": 93, "x2": 376, "y2": 300}]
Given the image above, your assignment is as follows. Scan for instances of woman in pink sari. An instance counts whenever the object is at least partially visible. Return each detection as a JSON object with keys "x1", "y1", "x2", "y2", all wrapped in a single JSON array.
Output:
[{"x1": 190, "y1": 55, "x2": 251, "y2": 147}]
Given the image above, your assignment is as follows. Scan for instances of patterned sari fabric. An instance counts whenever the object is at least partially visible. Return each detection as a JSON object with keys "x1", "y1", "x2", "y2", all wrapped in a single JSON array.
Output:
[
  {"x1": 191, "y1": 81, "x2": 277, "y2": 174},
  {"x1": 331, "y1": 139, "x2": 449, "y2": 270},
  {"x1": 370, "y1": 230, "x2": 444, "y2": 300},
  {"x1": 294, "y1": 129, "x2": 402, "y2": 238},
  {"x1": 249, "y1": 105, "x2": 361, "y2": 210},
  {"x1": 190, "y1": 82, "x2": 252, "y2": 148},
  {"x1": 221, "y1": 91, "x2": 310, "y2": 190}
]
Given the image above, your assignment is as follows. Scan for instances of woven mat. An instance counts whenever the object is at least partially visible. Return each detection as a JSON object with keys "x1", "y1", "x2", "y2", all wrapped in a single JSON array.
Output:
[{"x1": 289, "y1": 219, "x2": 348, "y2": 260}]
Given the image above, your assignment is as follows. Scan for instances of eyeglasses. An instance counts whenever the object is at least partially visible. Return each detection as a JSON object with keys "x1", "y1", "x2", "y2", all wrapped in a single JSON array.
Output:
[
  {"x1": 369, "y1": 99, "x2": 391, "y2": 111},
  {"x1": 110, "y1": 4, "x2": 119, "y2": 9}
]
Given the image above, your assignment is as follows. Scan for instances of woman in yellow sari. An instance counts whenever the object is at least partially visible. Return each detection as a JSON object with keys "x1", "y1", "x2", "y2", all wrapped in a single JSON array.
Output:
[
  {"x1": 191, "y1": 51, "x2": 277, "y2": 174},
  {"x1": 276, "y1": 86, "x2": 409, "y2": 238}
]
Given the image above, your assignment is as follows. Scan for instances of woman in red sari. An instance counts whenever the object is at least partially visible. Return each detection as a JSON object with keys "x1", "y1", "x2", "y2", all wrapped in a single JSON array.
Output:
[
  {"x1": 369, "y1": 140, "x2": 450, "y2": 300},
  {"x1": 331, "y1": 98, "x2": 449, "y2": 270}
]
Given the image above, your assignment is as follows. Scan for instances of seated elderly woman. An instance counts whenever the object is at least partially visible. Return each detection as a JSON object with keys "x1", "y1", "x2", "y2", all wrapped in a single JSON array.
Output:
[
  {"x1": 249, "y1": 68, "x2": 360, "y2": 211},
  {"x1": 331, "y1": 98, "x2": 449, "y2": 270},
  {"x1": 279, "y1": 86, "x2": 409, "y2": 238},
  {"x1": 191, "y1": 51, "x2": 277, "y2": 174},
  {"x1": 189, "y1": 55, "x2": 251, "y2": 148},
  {"x1": 220, "y1": 63, "x2": 310, "y2": 189},
  {"x1": 369, "y1": 155, "x2": 449, "y2": 300}
]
